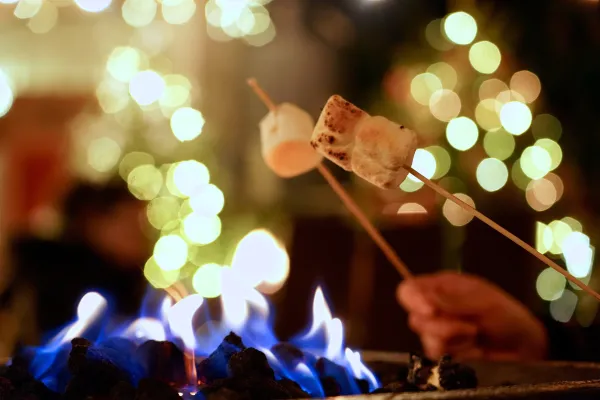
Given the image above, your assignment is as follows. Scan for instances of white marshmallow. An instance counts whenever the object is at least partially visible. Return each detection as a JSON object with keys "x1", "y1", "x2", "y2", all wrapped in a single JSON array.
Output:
[{"x1": 259, "y1": 103, "x2": 323, "y2": 178}]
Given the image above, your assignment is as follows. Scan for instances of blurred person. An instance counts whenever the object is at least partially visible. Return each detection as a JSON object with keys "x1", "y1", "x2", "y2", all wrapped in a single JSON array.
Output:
[
  {"x1": 397, "y1": 271, "x2": 599, "y2": 362},
  {"x1": 3, "y1": 180, "x2": 150, "y2": 342}
]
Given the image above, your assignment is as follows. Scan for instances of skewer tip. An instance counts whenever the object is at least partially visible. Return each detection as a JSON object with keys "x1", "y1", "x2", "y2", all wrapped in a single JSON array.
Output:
[{"x1": 246, "y1": 77, "x2": 258, "y2": 87}]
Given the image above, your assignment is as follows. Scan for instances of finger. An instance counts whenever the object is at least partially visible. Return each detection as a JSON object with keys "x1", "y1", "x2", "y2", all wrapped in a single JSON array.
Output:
[
  {"x1": 408, "y1": 314, "x2": 478, "y2": 343},
  {"x1": 421, "y1": 334, "x2": 445, "y2": 360},
  {"x1": 397, "y1": 281, "x2": 436, "y2": 316},
  {"x1": 401, "y1": 273, "x2": 495, "y2": 317}
]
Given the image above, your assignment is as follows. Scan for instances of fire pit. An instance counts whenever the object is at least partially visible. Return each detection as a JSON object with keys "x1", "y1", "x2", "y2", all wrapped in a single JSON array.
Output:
[{"x1": 3, "y1": 286, "x2": 600, "y2": 399}]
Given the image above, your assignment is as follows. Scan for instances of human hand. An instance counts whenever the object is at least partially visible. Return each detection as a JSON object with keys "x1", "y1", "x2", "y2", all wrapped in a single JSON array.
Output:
[{"x1": 397, "y1": 271, "x2": 548, "y2": 361}]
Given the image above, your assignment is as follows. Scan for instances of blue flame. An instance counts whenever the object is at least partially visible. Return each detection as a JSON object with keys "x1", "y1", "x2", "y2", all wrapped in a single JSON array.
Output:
[{"x1": 16, "y1": 284, "x2": 379, "y2": 396}]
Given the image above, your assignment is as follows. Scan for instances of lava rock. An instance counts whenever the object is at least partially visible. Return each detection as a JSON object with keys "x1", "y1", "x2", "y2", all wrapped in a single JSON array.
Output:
[
  {"x1": 315, "y1": 357, "x2": 358, "y2": 395},
  {"x1": 135, "y1": 340, "x2": 186, "y2": 386},
  {"x1": 270, "y1": 343, "x2": 304, "y2": 368},
  {"x1": 436, "y1": 355, "x2": 478, "y2": 390},
  {"x1": 135, "y1": 378, "x2": 180, "y2": 400},
  {"x1": 227, "y1": 348, "x2": 274, "y2": 380},
  {"x1": 276, "y1": 378, "x2": 309, "y2": 398},
  {"x1": 109, "y1": 381, "x2": 136, "y2": 400},
  {"x1": 406, "y1": 352, "x2": 435, "y2": 387},
  {"x1": 0, "y1": 376, "x2": 13, "y2": 397},
  {"x1": 201, "y1": 386, "x2": 251, "y2": 400},
  {"x1": 201, "y1": 376, "x2": 310, "y2": 400},
  {"x1": 319, "y1": 376, "x2": 340, "y2": 397},
  {"x1": 64, "y1": 338, "x2": 132, "y2": 400},
  {"x1": 197, "y1": 332, "x2": 246, "y2": 383},
  {"x1": 354, "y1": 378, "x2": 370, "y2": 394}
]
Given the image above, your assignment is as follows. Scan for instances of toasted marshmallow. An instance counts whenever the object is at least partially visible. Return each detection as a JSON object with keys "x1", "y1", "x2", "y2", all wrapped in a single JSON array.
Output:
[
  {"x1": 259, "y1": 103, "x2": 323, "y2": 178},
  {"x1": 311, "y1": 95, "x2": 418, "y2": 189},
  {"x1": 310, "y1": 95, "x2": 368, "y2": 171},
  {"x1": 352, "y1": 116, "x2": 418, "y2": 189}
]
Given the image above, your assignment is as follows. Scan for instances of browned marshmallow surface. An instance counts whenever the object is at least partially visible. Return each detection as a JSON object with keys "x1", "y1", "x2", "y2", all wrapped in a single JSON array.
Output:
[
  {"x1": 311, "y1": 96, "x2": 418, "y2": 189},
  {"x1": 352, "y1": 116, "x2": 418, "y2": 189},
  {"x1": 310, "y1": 95, "x2": 368, "y2": 170}
]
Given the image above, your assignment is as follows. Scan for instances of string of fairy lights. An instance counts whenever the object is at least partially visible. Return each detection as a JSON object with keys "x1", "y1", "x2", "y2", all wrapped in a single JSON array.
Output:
[
  {"x1": 0, "y1": 0, "x2": 288, "y2": 300},
  {"x1": 394, "y1": 10, "x2": 595, "y2": 324},
  {"x1": 0, "y1": 0, "x2": 275, "y2": 44}
]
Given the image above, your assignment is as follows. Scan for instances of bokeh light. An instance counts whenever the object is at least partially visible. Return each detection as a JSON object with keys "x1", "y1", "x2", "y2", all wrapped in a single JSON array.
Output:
[
  {"x1": 446, "y1": 116, "x2": 478, "y2": 151},
  {"x1": 427, "y1": 62, "x2": 457, "y2": 90},
  {"x1": 160, "y1": 74, "x2": 192, "y2": 110},
  {"x1": 170, "y1": 107, "x2": 205, "y2": 142},
  {"x1": 172, "y1": 160, "x2": 210, "y2": 197},
  {"x1": 500, "y1": 101, "x2": 532, "y2": 135},
  {"x1": 442, "y1": 193, "x2": 475, "y2": 226},
  {"x1": 14, "y1": 0, "x2": 42, "y2": 19},
  {"x1": 410, "y1": 73, "x2": 442, "y2": 106},
  {"x1": 550, "y1": 290, "x2": 578, "y2": 323},
  {"x1": 87, "y1": 137, "x2": 122, "y2": 173},
  {"x1": 231, "y1": 229, "x2": 290, "y2": 290},
  {"x1": 476, "y1": 158, "x2": 508, "y2": 192},
  {"x1": 562, "y1": 232, "x2": 593, "y2": 278},
  {"x1": 511, "y1": 158, "x2": 531, "y2": 190},
  {"x1": 443, "y1": 11, "x2": 477, "y2": 45},
  {"x1": 536, "y1": 268, "x2": 566, "y2": 301},
  {"x1": 425, "y1": 146, "x2": 451, "y2": 179},
  {"x1": 535, "y1": 138, "x2": 562, "y2": 171},
  {"x1": 27, "y1": 1, "x2": 58, "y2": 34},
  {"x1": 107, "y1": 47, "x2": 144, "y2": 83},
  {"x1": 122, "y1": 0, "x2": 157, "y2": 27},
  {"x1": 429, "y1": 89, "x2": 461, "y2": 121},
  {"x1": 510, "y1": 70, "x2": 542, "y2": 103},
  {"x1": 536, "y1": 222, "x2": 554, "y2": 254},
  {"x1": 526, "y1": 178, "x2": 557, "y2": 212},
  {"x1": 129, "y1": 70, "x2": 165, "y2": 106},
  {"x1": 425, "y1": 19, "x2": 453, "y2": 51},
  {"x1": 562, "y1": 217, "x2": 583, "y2": 233},
  {"x1": 469, "y1": 41, "x2": 501, "y2": 74},
  {"x1": 407, "y1": 149, "x2": 437, "y2": 183},
  {"x1": 189, "y1": 184, "x2": 225, "y2": 216},
  {"x1": 483, "y1": 129, "x2": 515, "y2": 160},
  {"x1": 144, "y1": 257, "x2": 180, "y2": 289},
  {"x1": 192, "y1": 263, "x2": 223, "y2": 298},
  {"x1": 474, "y1": 99, "x2": 502, "y2": 131},
  {"x1": 153, "y1": 234, "x2": 189, "y2": 271},
  {"x1": 119, "y1": 152, "x2": 154, "y2": 180},
  {"x1": 0, "y1": 70, "x2": 14, "y2": 118},
  {"x1": 520, "y1": 146, "x2": 552, "y2": 180},
  {"x1": 162, "y1": 0, "x2": 197, "y2": 25},
  {"x1": 147, "y1": 196, "x2": 180, "y2": 230},
  {"x1": 75, "y1": 0, "x2": 112, "y2": 13},
  {"x1": 549, "y1": 220, "x2": 573, "y2": 255},
  {"x1": 181, "y1": 213, "x2": 222, "y2": 245},
  {"x1": 127, "y1": 164, "x2": 163, "y2": 200},
  {"x1": 399, "y1": 178, "x2": 424, "y2": 192},
  {"x1": 532, "y1": 114, "x2": 562, "y2": 141},
  {"x1": 397, "y1": 203, "x2": 427, "y2": 215},
  {"x1": 479, "y1": 78, "x2": 508, "y2": 101}
]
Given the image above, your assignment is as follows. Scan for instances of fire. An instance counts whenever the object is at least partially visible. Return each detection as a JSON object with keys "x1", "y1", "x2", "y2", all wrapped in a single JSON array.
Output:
[{"x1": 18, "y1": 283, "x2": 379, "y2": 396}]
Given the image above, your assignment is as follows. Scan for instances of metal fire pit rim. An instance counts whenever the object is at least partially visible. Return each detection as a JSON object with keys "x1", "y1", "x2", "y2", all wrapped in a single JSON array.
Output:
[
  {"x1": 359, "y1": 350, "x2": 600, "y2": 370},
  {"x1": 317, "y1": 379, "x2": 600, "y2": 399}
]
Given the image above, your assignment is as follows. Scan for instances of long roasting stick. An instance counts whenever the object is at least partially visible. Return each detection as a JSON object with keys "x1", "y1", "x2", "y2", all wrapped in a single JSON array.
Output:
[
  {"x1": 407, "y1": 166, "x2": 600, "y2": 301},
  {"x1": 247, "y1": 78, "x2": 413, "y2": 279}
]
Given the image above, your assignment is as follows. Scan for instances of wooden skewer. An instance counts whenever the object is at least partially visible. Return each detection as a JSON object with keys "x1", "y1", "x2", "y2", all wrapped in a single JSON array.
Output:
[
  {"x1": 407, "y1": 166, "x2": 600, "y2": 302},
  {"x1": 247, "y1": 78, "x2": 413, "y2": 279}
]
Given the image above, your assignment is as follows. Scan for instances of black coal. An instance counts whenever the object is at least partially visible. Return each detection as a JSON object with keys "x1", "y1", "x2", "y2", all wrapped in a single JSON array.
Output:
[{"x1": 0, "y1": 333, "x2": 476, "y2": 399}]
